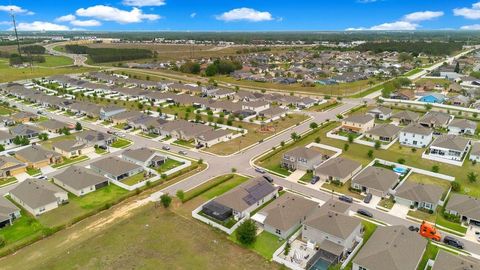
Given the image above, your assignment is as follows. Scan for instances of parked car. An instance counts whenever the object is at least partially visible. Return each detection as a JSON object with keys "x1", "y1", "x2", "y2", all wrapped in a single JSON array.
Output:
[
  {"x1": 179, "y1": 150, "x2": 188, "y2": 155},
  {"x1": 107, "y1": 130, "x2": 114, "y2": 134},
  {"x1": 123, "y1": 125, "x2": 132, "y2": 130},
  {"x1": 408, "y1": 225, "x2": 420, "y2": 232},
  {"x1": 117, "y1": 133, "x2": 126, "y2": 138},
  {"x1": 339, "y1": 195, "x2": 353, "y2": 203},
  {"x1": 443, "y1": 236, "x2": 464, "y2": 249},
  {"x1": 310, "y1": 176, "x2": 320, "y2": 185},
  {"x1": 195, "y1": 144, "x2": 204, "y2": 149},
  {"x1": 277, "y1": 186, "x2": 284, "y2": 192},
  {"x1": 37, "y1": 175, "x2": 47, "y2": 180},
  {"x1": 475, "y1": 231, "x2": 480, "y2": 242},
  {"x1": 471, "y1": 220, "x2": 480, "y2": 227},
  {"x1": 255, "y1": 168, "x2": 266, "y2": 174},
  {"x1": 98, "y1": 145, "x2": 107, "y2": 150},
  {"x1": 162, "y1": 145, "x2": 170, "y2": 151},
  {"x1": 263, "y1": 175, "x2": 274, "y2": 183},
  {"x1": 37, "y1": 110, "x2": 43, "y2": 115},
  {"x1": 363, "y1": 193, "x2": 372, "y2": 204},
  {"x1": 357, "y1": 209, "x2": 373, "y2": 218}
]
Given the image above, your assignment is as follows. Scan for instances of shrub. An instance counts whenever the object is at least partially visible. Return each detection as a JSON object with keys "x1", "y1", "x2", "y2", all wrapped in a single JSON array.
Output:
[
  {"x1": 176, "y1": 190, "x2": 185, "y2": 201},
  {"x1": 160, "y1": 194, "x2": 172, "y2": 208},
  {"x1": 236, "y1": 219, "x2": 257, "y2": 245},
  {"x1": 451, "y1": 181, "x2": 461, "y2": 192},
  {"x1": 432, "y1": 165, "x2": 439, "y2": 173},
  {"x1": 397, "y1": 158, "x2": 405, "y2": 164}
]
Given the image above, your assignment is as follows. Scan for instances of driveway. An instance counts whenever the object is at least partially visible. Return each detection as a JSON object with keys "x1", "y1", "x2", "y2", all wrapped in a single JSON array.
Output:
[
  {"x1": 465, "y1": 224, "x2": 480, "y2": 243},
  {"x1": 285, "y1": 170, "x2": 306, "y2": 182},
  {"x1": 40, "y1": 166, "x2": 56, "y2": 175},
  {"x1": 389, "y1": 203, "x2": 410, "y2": 219}
]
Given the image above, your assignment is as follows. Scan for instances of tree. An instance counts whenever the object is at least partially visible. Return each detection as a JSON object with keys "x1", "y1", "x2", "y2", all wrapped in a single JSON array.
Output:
[
  {"x1": 75, "y1": 122, "x2": 82, "y2": 131},
  {"x1": 454, "y1": 62, "x2": 460, "y2": 73},
  {"x1": 424, "y1": 104, "x2": 432, "y2": 111},
  {"x1": 347, "y1": 134, "x2": 354, "y2": 143},
  {"x1": 0, "y1": 144, "x2": 4, "y2": 152},
  {"x1": 367, "y1": 150, "x2": 374, "y2": 159},
  {"x1": 198, "y1": 158, "x2": 203, "y2": 164},
  {"x1": 160, "y1": 194, "x2": 172, "y2": 208},
  {"x1": 397, "y1": 158, "x2": 406, "y2": 164},
  {"x1": 374, "y1": 140, "x2": 381, "y2": 150},
  {"x1": 38, "y1": 133, "x2": 49, "y2": 141},
  {"x1": 176, "y1": 190, "x2": 185, "y2": 201},
  {"x1": 236, "y1": 219, "x2": 257, "y2": 245},
  {"x1": 432, "y1": 165, "x2": 439, "y2": 173},
  {"x1": 309, "y1": 122, "x2": 318, "y2": 129},
  {"x1": 451, "y1": 181, "x2": 461, "y2": 192},
  {"x1": 315, "y1": 137, "x2": 321, "y2": 143},
  {"x1": 467, "y1": 172, "x2": 478, "y2": 183},
  {"x1": 291, "y1": 132, "x2": 299, "y2": 141},
  {"x1": 280, "y1": 141, "x2": 285, "y2": 147},
  {"x1": 343, "y1": 143, "x2": 349, "y2": 151}
]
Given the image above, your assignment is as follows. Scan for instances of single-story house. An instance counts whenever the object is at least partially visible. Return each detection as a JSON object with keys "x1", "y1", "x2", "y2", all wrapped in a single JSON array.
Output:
[
  {"x1": 470, "y1": 142, "x2": 480, "y2": 162},
  {"x1": 11, "y1": 111, "x2": 38, "y2": 123},
  {"x1": 53, "y1": 166, "x2": 109, "y2": 196},
  {"x1": 195, "y1": 129, "x2": 233, "y2": 147},
  {"x1": 281, "y1": 147, "x2": 329, "y2": 171},
  {"x1": 9, "y1": 124, "x2": 41, "y2": 139},
  {"x1": 428, "y1": 135, "x2": 470, "y2": 162},
  {"x1": 89, "y1": 157, "x2": 144, "y2": 181},
  {"x1": 0, "y1": 156, "x2": 26, "y2": 178},
  {"x1": 0, "y1": 196, "x2": 20, "y2": 228},
  {"x1": 399, "y1": 123, "x2": 433, "y2": 148},
  {"x1": 122, "y1": 147, "x2": 166, "y2": 167},
  {"x1": 419, "y1": 111, "x2": 451, "y2": 128},
  {"x1": 445, "y1": 193, "x2": 480, "y2": 225},
  {"x1": 314, "y1": 157, "x2": 362, "y2": 184},
  {"x1": 0, "y1": 130, "x2": 15, "y2": 146},
  {"x1": 51, "y1": 139, "x2": 94, "y2": 158},
  {"x1": 352, "y1": 225, "x2": 427, "y2": 270},
  {"x1": 431, "y1": 249, "x2": 480, "y2": 270},
  {"x1": 9, "y1": 178, "x2": 68, "y2": 216},
  {"x1": 75, "y1": 130, "x2": 116, "y2": 146},
  {"x1": 99, "y1": 106, "x2": 127, "y2": 120},
  {"x1": 391, "y1": 110, "x2": 419, "y2": 125},
  {"x1": 37, "y1": 119, "x2": 72, "y2": 133},
  {"x1": 394, "y1": 182, "x2": 444, "y2": 211},
  {"x1": 241, "y1": 101, "x2": 270, "y2": 113},
  {"x1": 202, "y1": 177, "x2": 277, "y2": 221},
  {"x1": 252, "y1": 193, "x2": 318, "y2": 239},
  {"x1": 351, "y1": 166, "x2": 399, "y2": 197},
  {"x1": 365, "y1": 124, "x2": 402, "y2": 142},
  {"x1": 367, "y1": 106, "x2": 392, "y2": 120},
  {"x1": 341, "y1": 114, "x2": 374, "y2": 133},
  {"x1": 448, "y1": 119, "x2": 477, "y2": 135},
  {"x1": 15, "y1": 145, "x2": 63, "y2": 169}
]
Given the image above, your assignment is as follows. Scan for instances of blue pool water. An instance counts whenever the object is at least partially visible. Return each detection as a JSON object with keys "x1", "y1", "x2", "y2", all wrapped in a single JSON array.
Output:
[
  {"x1": 309, "y1": 258, "x2": 331, "y2": 270},
  {"x1": 393, "y1": 167, "x2": 407, "y2": 174}
]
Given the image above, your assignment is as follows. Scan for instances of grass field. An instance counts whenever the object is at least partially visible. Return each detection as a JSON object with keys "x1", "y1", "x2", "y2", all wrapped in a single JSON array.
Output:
[
  {"x1": 40, "y1": 134, "x2": 75, "y2": 150},
  {"x1": 35, "y1": 56, "x2": 73, "y2": 67},
  {"x1": 26, "y1": 167, "x2": 41, "y2": 176},
  {"x1": 0, "y1": 105, "x2": 15, "y2": 115},
  {"x1": 0, "y1": 209, "x2": 46, "y2": 249},
  {"x1": 403, "y1": 68, "x2": 423, "y2": 77},
  {"x1": 182, "y1": 174, "x2": 248, "y2": 202},
  {"x1": 0, "y1": 177, "x2": 16, "y2": 187}
]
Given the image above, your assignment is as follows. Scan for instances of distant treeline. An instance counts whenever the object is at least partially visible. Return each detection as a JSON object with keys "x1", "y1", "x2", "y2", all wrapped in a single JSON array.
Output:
[
  {"x1": 64, "y1": 45, "x2": 154, "y2": 63},
  {"x1": 205, "y1": 59, "x2": 242, "y2": 76},
  {"x1": 20, "y1": 45, "x2": 46, "y2": 54},
  {"x1": 0, "y1": 39, "x2": 37, "y2": 47},
  {"x1": 236, "y1": 47, "x2": 271, "y2": 54},
  {"x1": 355, "y1": 41, "x2": 463, "y2": 56},
  {"x1": 9, "y1": 53, "x2": 45, "y2": 65}
]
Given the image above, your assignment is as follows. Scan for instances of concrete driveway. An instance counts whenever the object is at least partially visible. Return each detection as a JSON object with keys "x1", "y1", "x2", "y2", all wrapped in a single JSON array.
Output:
[
  {"x1": 286, "y1": 170, "x2": 306, "y2": 182},
  {"x1": 390, "y1": 203, "x2": 410, "y2": 219}
]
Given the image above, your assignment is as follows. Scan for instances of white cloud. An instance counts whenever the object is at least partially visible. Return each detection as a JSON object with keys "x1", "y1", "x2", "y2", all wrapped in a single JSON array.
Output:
[
  {"x1": 190, "y1": 12, "x2": 196, "y2": 18},
  {"x1": 0, "y1": 21, "x2": 11, "y2": 25},
  {"x1": 14, "y1": 21, "x2": 70, "y2": 31},
  {"x1": 403, "y1": 11, "x2": 444, "y2": 22},
  {"x1": 122, "y1": 0, "x2": 166, "y2": 7},
  {"x1": 56, "y1": 14, "x2": 76, "y2": 22},
  {"x1": 71, "y1": 19, "x2": 101, "y2": 27},
  {"x1": 454, "y1": 2, "x2": 480, "y2": 19},
  {"x1": 0, "y1": 5, "x2": 32, "y2": 14},
  {"x1": 76, "y1": 5, "x2": 160, "y2": 24},
  {"x1": 460, "y1": 24, "x2": 480, "y2": 30},
  {"x1": 216, "y1": 8, "x2": 273, "y2": 22}
]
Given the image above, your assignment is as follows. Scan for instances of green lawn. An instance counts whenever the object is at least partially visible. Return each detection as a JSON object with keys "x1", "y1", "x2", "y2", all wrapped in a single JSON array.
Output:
[
  {"x1": 113, "y1": 123, "x2": 126, "y2": 129},
  {"x1": 121, "y1": 172, "x2": 151, "y2": 186},
  {"x1": 94, "y1": 147, "x2": 107, "y2": 155},
  {"x1": 173, "y1": 139, "x2": 195, "y2": 148},
  {"x1": 110, "y1": 138, "x2": 132, "y2": 148},
  {"x1": 229, "y1": 231, "x2": 285, "y2": 260},
  {"x1": 0, "y1": 209, "x2": 46, "y2": 249},
  {"x1": 35, "y1": 56, "x2": 74, "y2": 67},
  {"x1": 0, "y1": 177, "x2": 17, "y2": 187},
  {"x1": 40, "y1": 134, "x2": 75, "y2": 150},
  {"x1": 417, "y1": 242, "x2": 439, "y2": 270},
  {"x1": 26, "y1": 167, "x2": 41, "y2": 176},
  {"x1": 51, "y1": 155, "x2": 89, "y2": 168},
  {"x1": 139, "y1": 132, "x2": 158, "y2": 138},
  {"x1": 182, "y1": 174, "x2": 248, "y2": 202},
  {"x1": 403, "y1": 68, "x2": 423, "y2": 77},
  {"x1": 0, "y1": 106, "x2": 14, "y2": 115},
  {"x1": 155, "y1": 158, "x2": 184, "y2": 174},
  {"x1": 306, "y1": 101, "x2": 341, "y2": 112},
  {"x1": 322, "y1": 180, "x2": 364, "y2": 199},
  {"x1": 299, "y1": 171, "x2": 313, "y2": 183},
  {"x1": 378, "y1": 196, "x2": 395, "y2": 209}
]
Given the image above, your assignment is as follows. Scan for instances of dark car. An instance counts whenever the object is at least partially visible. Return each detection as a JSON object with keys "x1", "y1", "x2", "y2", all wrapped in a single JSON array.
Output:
[
  {"x1": 98, "y1": 145, "x2": 107, "y2": 150},
  {"x1": 263, "y1": 175, "x2": 274, "y2": 183},
  {"x1": 255, "y1": 168, "x2": 266, "y2": 174},
  {"x1": 363, "y1": 193, "x2": 373, "y2": 204},
  {"x1": 195, "y1": 144, "x2": 204, "y2": 149},
  {"x1": 408, "y1": 225, "x2": 420, "y2": 232},
  {"x1": 471, "y1": 220, "x2": 480, "y2": 227},
  {"x1": 162, "y1": 145, "x2": 170, "y2": 151},
  {"x1": 357, "y1": 209, "x2": 373, "y2": 218},
  {"x1": 338, "y1": 195, "x2": 353, "y2": 203},
  {"x1": 310, "y1": 176, "x2": 320, "y2": 185},
  {"x1": 123, "y1": 125, "x2": 132, "y2": 130},
  {"x1": 443, "y1": 236, "x2": 464, "y2": 249},
  {"x1": 277, "y1": 186, "x2": 284, "y2": 192}
]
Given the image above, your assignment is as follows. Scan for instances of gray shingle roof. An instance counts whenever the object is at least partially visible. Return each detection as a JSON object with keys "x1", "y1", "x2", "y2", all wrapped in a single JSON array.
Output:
[
  {"x1": 352, "y1": 166, "x2": 398, "y2": 193},
  {"x1": 431, "y1": 135, "x2": 470, "y2": 152},
  {"x1": 284, "y1": 147, "x2": 324, "y2": 161},
  {"x1": 395, "y1": 182, "x2": 444, "y2": 204},
  {"x1": 53, "y1": 166, "x2": 108, "y2": 190},
  {"x1": 446, "y1": 193, "x2": 480, "y2": 221},
  {"x1": 10, "y1": 178, "x2": 66, "y2": 209},
  {"x1": 402, "y1": 123, "x2": 433, "y2": 136},
  {"x1": 90, "y1": 157, "x2": 143, "y2": 177},
  {"x1": 15, "y1": 145, "x2": 61, "y2": 163},
  {"x1": 366, "y1": 124, "x2": 401, "y2": 138},
  {"x1": 343, "y1": 114, "x2": 374, "y2": 124},
  {"x1": 122, "y1": 147, "x2": 157, "y2": 163},
  {"x1": 419, "y1": 111, "x2": 451, "y2": 126},
  {"x1": 0, "y1": 196, "x2": 19, "y2": 220},
  {"x1": 432, "y1": 250, "x2": 480, "y2": 270},
  {"x1": 391, "y1": 110, "x2": 420, "y2": 122},
  {"x1": 448, "y1": 119, "x2": 477, "y2": 130},
  {"x1": 315, "y1": 157, "x2": 361, "y2": 179}
]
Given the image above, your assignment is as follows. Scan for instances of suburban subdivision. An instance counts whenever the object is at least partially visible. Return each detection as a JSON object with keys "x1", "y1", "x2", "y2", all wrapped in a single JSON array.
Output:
[{"x1": 2, "y1": 3, "x2": 480, "y2": 269}]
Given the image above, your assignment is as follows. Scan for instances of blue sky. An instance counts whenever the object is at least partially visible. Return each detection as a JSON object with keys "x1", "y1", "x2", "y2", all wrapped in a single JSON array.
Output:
[{"x1": 2, "y1": 0, "x2": 480, "y2": 31}]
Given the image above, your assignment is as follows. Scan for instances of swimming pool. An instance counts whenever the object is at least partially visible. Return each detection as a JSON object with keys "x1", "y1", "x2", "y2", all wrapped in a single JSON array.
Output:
[
  {"x1": 309, "y1": 258, "x2": 331, "y2": 270},
  {"x1": 393, "y1": 167, "x2": 408, "y2": 174}
]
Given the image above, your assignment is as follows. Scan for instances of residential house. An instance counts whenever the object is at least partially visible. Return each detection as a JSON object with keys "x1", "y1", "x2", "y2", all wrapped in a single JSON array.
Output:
[
  {"x1": 75, "y1": 130, "x2": 116, "y2": 147},
  {"x1": 90, "y1": 156, "x2": 144, "y2": 181},
  {"x1": 394, "y1": 182, "x2": 444, "y2": 211},
  {"x1": 242, "y1": 101, "x2": 270, "y2": 113},
  {"x1": 470, "y1": 142, "x2": 480, "y2": 162},
  {"x1": 11, "y1": 111, "x2": 38, "y2": 123},
  {"x1": 258, "y1": 107, "x2": 288, "y2": 119},
  {"x1": 391, "y1": 111, "x2": 419, "y2": 125},
  {"x1": 195, "y1": 129, "x2": 233, "y2": 147},
  {"x1": 399, "y1": 123, "x2": 433, "y2": 148},
  {"x1": 110, "y1": 110, "x2": 144, "y2": 125},
  {"x1": 302, "y1": 199, "x2": 362, "y2": 264},
  {"x1": 202, "y1": 177, "x2": 277, "y2": 221},
  {"x1": 351, "y1": 166, "x2": 399, "y2": 197},
  {"x1": 448, "y1": 119, "x2": 477, "y2": 135},
  {"x1": 352, "y1": 225, "x2": 427, "y2": 270},
  {"x1": 0, "y1": 156, "x2": 26, "y2": 178},
  {"x1": 428, "y1": 135, "x2": 470, "y2": 162},
  {"x1": 9, "y1": 178, "x2": 68, "y2": 216},
  {"x1": 449, "y1": 94, "x2": 470, "y2": 107},
  {"x1": 341, "y1": 114, "x2": 374, "y2": 133},
  {"x1": 9, "y1": 124, "x2": 41, "y2": 139},
  {"x1": 445, "y1": 193, "x2": 480, "y2": 225},
  {"x1": 15, "y1": 145, "x2": 63, "y2": 169},
  {"x1": 0, "y1": 196, "x2": 20, "y2": 228},
  {"x1": 0, "y1": 130, "x2": 14, "y2": 146},
  {"x1": 367, "y1": 107, "x2": 392, "y2": 120},
  {"x1": 37, "y1": 119, "x2": 72, "y2": 133},
  {"x1": 365, "y1": 124, "x2": 401, "y2": 142},
  {"x1": 314, "y1": 157, "x2": 362, "y2": 184},
  {"x1": 419, "y1": 111, "x2": 451, "y2": 128},
  {"x1": 390, "y1": 89, "x2": 415, "y2": 100},
  {"x1": 51, "y1": 139, "x2": 93, "y2": 158},
  {"x1": 281, "y1": 147, "x2": 329, "y2": 171},
  {"x1": 53, "y1": 166, "x2": 109, "y2": 197},
  {"x1": 122, "y1": 147, "x2": 166, "y2": 167},
  {"x1": 252, "y1": 193, "x2": 318, "y2": 239},
  {"x1": 431, "y1": 250, "x2": 480, "y2": 270}
]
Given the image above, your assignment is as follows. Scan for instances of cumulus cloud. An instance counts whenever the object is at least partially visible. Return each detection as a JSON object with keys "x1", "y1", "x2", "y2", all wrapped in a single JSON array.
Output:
[
  {"x1": 122, "y1": 0, "x2": 166, "y2": 7},
  {"x1": 403, "y1": 11, "x2": 444, "y2": 22},
  {"x1": 14, "y1": 21, "x2": 70, "y2": 31},
  {"x1": 454, "y1": 2, "x2": 480, "y2": 19},
  {"x1": 460, "y1": 24, "x2": 480, "y2": 30},
  {"x1": 70, "y1": 19, "x2": 101, "y2": 27},
  {"x1": 0, "y1": 5, "x2": 32, "y2": 14},
  {"x1": 216, "y1": 8, "x2": 273, "y2": 22},
  {"x1": 56, "y1": 14, "x2": 76, "y2": 22},
  {"x1": 76, "y1": 5, "x2": 160, "y2": 24}
]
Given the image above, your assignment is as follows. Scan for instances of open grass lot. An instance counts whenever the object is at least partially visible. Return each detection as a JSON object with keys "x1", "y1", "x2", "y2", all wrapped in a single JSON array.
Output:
[
  {"x1": 306, "y1": 101, "x2": 341, "y2": 112},
  {"x1": 182, "y1": 174, "x2": 248, "y2": 202},
  {"x1": 35, "y1": 55, "x2": 73, "y2": 67},
  {"x1": 26, "y1": 167, "x2": 41, "y2": 176},
  {"x1": 206, "y1": 113, "x2": 308, "y2": 155},
  {"x1": 402, "y1": 68, "x2": 423, "y2": 77},
  {"x1": 0, "y1": 201, "x2": 280, "y2": 270},
  {"x1": 0, "y1": 60, "x2": 95, "y2": 83},
  {"x1": 110, "y1": 138, "x2": 132, "y2": 148},
  {"x1": 155, "y1": 158, "x2": 184, "y2": 174}
]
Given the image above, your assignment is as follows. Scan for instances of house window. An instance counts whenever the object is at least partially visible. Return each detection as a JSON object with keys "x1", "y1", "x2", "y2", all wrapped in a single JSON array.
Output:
[
  {"x1": 275, "y1": 229, "x2": 281, "y2": 235},
  {"x1": 359, "y1": 267, "x2": 367, "y2": 270}
]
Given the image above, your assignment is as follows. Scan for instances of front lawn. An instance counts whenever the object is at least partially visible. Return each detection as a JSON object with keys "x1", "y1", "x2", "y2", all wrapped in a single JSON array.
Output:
[
  {"x1": 95, "y1": 147, "x2": 107, "y2": 154},
  {"x1": 155, "y1": 158, "x2": 184, "y2": 174},
  {"x1": 299, "y1": 171, "x2": 313, "y2": 183},
  {"x1": 26, "y1": 167, "x2": 41, "y2": 176},
  {"x1": 0, "y1": 177, "x2": 17, "y2": 187},
  {"x1": 139, "y1": 132, "x2": 158, "y2": 138},
  {"x1": 51, "y1": 155, "x2": 89, "y2": 168},
  {"x1": 322, "y1": 180, "x2": 364, "y2": 199},
  {"x1": 173, "y1": 139, "x2": 195, "y2": 148},
  {"x1": 110, "y1": 138, "x2": 132, "y2": 148},
  {"x1": 378, "y1": 196, "x2": 395, "y2": 209},
  {"x1": 417, "y1": 242, "x2": 439, "y2": 270}
]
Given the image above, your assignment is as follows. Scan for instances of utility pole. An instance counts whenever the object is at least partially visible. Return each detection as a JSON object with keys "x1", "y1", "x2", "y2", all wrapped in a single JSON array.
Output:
[{"x1": 11, "y1": 9, "x2": 22, "y2": 57}]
